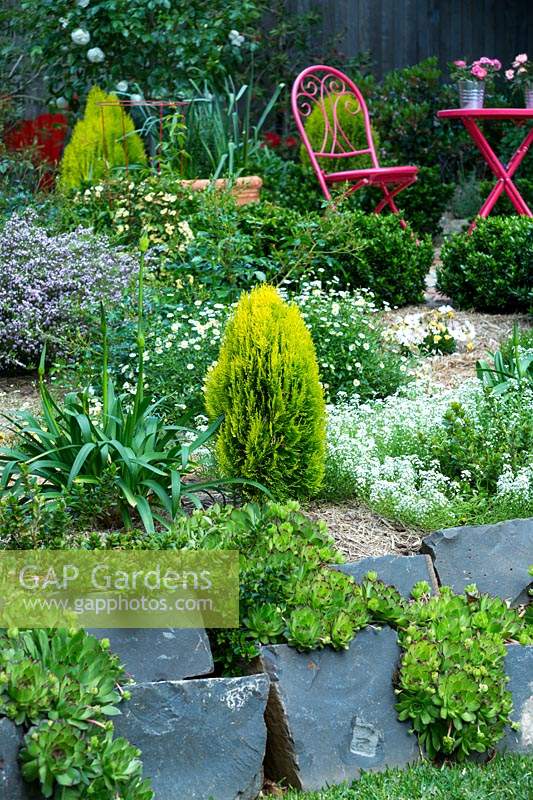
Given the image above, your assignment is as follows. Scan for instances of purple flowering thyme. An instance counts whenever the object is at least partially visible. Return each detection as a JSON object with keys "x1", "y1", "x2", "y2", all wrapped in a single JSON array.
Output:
[{"x1": 0, "y1": 211, "x2": 137, "y2": 371}]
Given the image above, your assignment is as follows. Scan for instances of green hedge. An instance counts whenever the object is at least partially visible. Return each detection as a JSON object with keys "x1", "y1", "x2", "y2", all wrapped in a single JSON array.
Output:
[
  {"x1": 437, "y1": 217, "x2": 533, "y2": 312},
  {"x1": 305, "y1": 211, "x2": 433, "y2": 306}
]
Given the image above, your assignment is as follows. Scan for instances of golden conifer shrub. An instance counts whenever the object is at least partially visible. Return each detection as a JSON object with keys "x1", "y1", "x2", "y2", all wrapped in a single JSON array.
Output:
[
  {"x1": 301, "y1": 92, "x2": 379, "y2": 171},
  {"x1": 59, "y1": 86, "x2": 146, "y2": 191},
  {"x1": 205, "y1": 285, "x2": 326, "y2": 499}
]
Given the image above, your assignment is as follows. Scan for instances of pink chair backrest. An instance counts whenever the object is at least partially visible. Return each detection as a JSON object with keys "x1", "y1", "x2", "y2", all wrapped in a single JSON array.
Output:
[{"x1": 291, "y1": 65, "x2": 379, "y2": 175}]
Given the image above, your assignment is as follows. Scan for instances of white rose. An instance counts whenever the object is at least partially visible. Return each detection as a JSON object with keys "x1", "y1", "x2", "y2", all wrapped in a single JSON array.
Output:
[
  {"x1": 116, "y1": 81, "x2": 129, "y2": 93},
  {"x1": 87, "y1": 47, "x2": 105, "y2": 63},
  {"x1": 71, "y1": 28, "x2": 90, "y2": 45},
  {"x1": 56, "y1": 96, "x2": 69, "y2": 109},
  {"x1": 228, "y1": 29, "x2": 245, "y2": 47}
]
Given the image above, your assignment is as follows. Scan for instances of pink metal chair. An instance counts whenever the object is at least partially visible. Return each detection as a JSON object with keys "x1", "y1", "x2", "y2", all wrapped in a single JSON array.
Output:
[{"x1": 291, "y1": 65, "x2": 418, "y2": 227}]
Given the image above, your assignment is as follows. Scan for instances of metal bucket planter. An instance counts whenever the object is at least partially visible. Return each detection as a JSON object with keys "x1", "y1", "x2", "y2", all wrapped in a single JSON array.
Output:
[
  {"x1": 178, "y1": 176, "x2": 263, "y2": 206},
  {"x1": 525, "y1": 84, "x2": 533, "y2": 109},
  {"x1": 458, "y1": 80, "x2": 485, "y2": 109}
]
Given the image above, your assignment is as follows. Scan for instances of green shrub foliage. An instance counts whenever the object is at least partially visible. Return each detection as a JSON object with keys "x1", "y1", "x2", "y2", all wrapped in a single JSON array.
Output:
[
  {"x1": 11, "y1": 0, "x2": 266, "y2": 101},
  {"x1": 251, "y1": 146, "x2": 323, "y2": 213},
  {"x1": 437, "y1": 218, "x2": 533, "y2": 312},
  {"x1": 308, "y1": 211, "x2": 433, "y2": 305},
  {"x1": 205, "y1": 285, "x2": 326, "y2": 499},
  {"x1": 54, "y1": 178, "x2": 433, "y2": 307}
]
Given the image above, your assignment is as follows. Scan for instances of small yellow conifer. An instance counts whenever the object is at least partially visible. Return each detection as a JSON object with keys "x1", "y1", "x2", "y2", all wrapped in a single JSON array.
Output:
[
  {"x1": 205, "y1": 285, "x2": 326, "y2": 499},
  {"x1": 59, "y1": 86, "x2": 146, "y2": 191},
  {"x1": 301, "y1": 92, "x2": 378, "y2": 171}
]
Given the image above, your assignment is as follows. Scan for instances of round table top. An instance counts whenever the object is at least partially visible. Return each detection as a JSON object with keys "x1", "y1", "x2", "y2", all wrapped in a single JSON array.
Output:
[{"x1": 438, "y1": 108, "x2": 533, "y2": 119}]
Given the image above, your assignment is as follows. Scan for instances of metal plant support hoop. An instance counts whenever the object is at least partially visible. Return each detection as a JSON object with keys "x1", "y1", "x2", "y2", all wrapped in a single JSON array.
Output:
[{"x1": 96, "y1": 98, "x2": 191, "y2": 177}]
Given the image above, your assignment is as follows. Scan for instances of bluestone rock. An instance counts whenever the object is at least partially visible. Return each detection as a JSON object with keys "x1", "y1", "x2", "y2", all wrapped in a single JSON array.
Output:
[
  {"x1": 259, "y1": 626, "x2": 419, "y2": 791},
  {"x1": 88, "y1": 627, "x2": 213, "y2": 682},
  {"x1": 423, "y1": 518, "x2": 533, "y2": 602},
  {"x1": 0, "y1": 717, "x2": 31, "y2": 799},
  {"x1": 114, "y1": 674, "x2": 270, "y2": 800},
  {"x1": 499, "y1": 645, "x2": 533, "y2": 754},
  {"x1": 334, "y1": 554, "x2": 438, "y2": 596}
]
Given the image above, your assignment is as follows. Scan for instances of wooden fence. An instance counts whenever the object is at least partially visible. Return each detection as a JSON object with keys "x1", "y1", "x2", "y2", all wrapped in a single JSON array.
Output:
[{"x1": 286, "y1": 0, "x2": 533, "y2": 78}]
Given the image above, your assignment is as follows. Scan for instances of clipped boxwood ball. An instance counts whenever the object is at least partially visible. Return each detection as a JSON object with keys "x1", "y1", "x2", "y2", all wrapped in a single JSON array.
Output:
[{"x1": 437, "y1": 217, "x2": 533, "y2": 312}]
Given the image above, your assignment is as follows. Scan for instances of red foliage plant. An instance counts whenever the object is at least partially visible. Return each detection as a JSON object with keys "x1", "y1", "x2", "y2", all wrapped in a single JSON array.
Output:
[{"x1": 4, "y1": 113, "x2": 68, "y2": 165}]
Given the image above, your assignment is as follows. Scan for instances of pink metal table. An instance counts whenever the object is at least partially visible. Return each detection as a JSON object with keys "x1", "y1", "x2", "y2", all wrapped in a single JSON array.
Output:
[{"x1": 438, "y1": 108, "x2": 533, "y2": 231}]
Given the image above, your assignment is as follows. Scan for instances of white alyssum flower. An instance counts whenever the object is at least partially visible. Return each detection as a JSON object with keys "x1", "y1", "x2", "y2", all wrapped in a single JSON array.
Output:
[
  {"x1": 325, "y1": 380, "x2": 489, "y2": 526},
  {"x1": 71, "y1": 28, "x2": 90, "y2": 45},
  {"x1": 87, "y1": 47, "x2": 105, "y2": 63},
  {"x1": 496, "y1": 463, "x2": 533, "y2": 503},
  {"x1": 59, "y1": 17, "x2": 69, "y2": 28},
  {"x1": 116, "y1": 81, "x2": 129, "y2": 93}
]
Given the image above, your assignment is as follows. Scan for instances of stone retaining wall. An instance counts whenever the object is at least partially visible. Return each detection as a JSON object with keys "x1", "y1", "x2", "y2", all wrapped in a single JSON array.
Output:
[{"x1": 1, "y1": 518, "x2": 531, "y2": 798}]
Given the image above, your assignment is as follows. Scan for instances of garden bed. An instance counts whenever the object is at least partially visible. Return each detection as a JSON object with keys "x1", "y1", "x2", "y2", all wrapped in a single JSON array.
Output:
[
  {"x1": 0, "y1": 375, "x2": 40, "y2": 440},
  {"x1": 388, "y1": 306, "x2": 531, "y2": 388},
  {"x1": 1, "y1": 46, "x2": 533, "y2": 799}
]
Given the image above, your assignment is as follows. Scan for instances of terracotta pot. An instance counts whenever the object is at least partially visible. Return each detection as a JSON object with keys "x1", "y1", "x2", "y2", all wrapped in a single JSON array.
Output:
[{"x1": 178, "y1": 175, "x2": 262, "y2": 206}]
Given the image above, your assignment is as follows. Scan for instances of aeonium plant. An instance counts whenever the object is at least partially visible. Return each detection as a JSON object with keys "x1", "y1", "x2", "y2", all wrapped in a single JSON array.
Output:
[
  {"x1": 450, "y1": 57, "x2": 501, "y2": 84},
  {"x1": 505, "y1": 53, "x2": 533, "y2": 85}
]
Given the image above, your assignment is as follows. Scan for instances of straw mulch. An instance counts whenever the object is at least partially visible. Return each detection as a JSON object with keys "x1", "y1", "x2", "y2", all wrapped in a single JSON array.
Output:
[{"x1": 306, "y1": 501, "x2": 425, "y2": 560}]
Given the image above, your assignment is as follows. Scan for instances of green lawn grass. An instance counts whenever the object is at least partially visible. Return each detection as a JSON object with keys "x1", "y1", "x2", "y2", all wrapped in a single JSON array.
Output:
[{"x1": 285, "y1": 755, "x2": 533, "y2": 800}]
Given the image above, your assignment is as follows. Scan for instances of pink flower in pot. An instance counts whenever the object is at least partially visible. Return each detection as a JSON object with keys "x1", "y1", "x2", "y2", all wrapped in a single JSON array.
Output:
[{"x1": 471, "y1": 64, "x2": 488, "y2": 80}]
